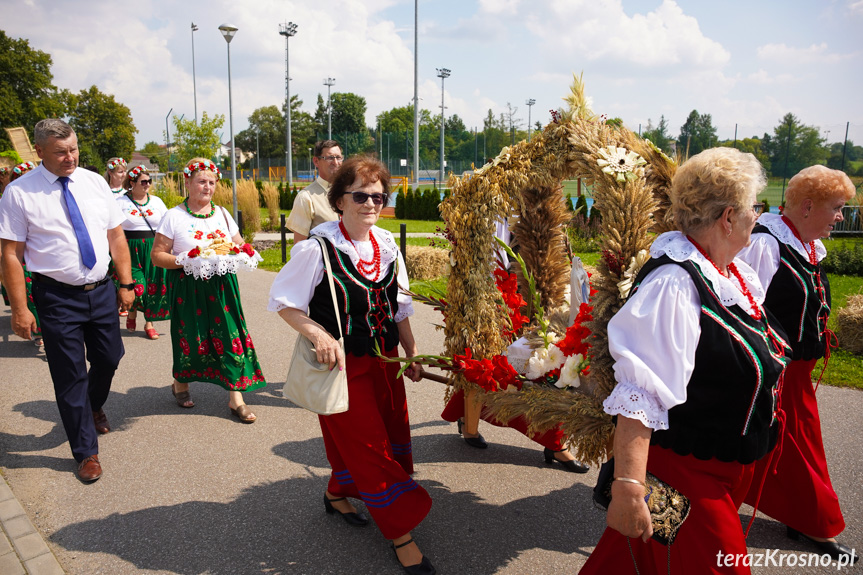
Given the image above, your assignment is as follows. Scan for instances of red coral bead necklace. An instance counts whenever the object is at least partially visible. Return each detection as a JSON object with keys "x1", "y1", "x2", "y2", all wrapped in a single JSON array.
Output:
[
  {"x1": 687, "y1": 236, "x2": 762, "y2": 321},
  {"x1": 339, "y1": 221, "x2": 381, "y2": 280},
  {"x1": 781, "y1": 215, "x2": 818, "y2": 265}
]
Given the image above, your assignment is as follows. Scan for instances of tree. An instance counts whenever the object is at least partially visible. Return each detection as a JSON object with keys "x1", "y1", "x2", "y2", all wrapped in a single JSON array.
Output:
[
  {"x1": 762, "y1": 114, "x2": 826, "y2": 178},
  {"x1": 719, "y1": 137, "x2": 771, "y2": 173},
  {"x1": 676, "y1": 110, "x2": 717, "y2": 157},
  {"x1": 0, "y1": 31, "x2": 69, "y2": 149},
  {"x1": 170, "y1": 111, "x2": 224, "y2": 168},
  {"x1": 642, "y1": 115, "x2": 672, "y2": 154},
  {"x1": 67, "y1": 85, "x2": 137, "y2": 167},
  {"x1": 235, "y1": 105, "x2": 285, "y2": 164},
  {"x1": 140, "y1": 141, "x2": 168, "y2": 171}
]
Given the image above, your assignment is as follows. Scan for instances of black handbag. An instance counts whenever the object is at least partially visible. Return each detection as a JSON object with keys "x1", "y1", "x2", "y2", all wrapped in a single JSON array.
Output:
[{"x1": 592, "y1": 457, "x2": 691, "y2": 546}]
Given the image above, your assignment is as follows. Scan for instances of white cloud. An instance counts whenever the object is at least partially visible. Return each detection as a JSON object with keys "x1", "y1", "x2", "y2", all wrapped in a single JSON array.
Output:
[
  {"x1": 849, "y1": 0, "x2": 863, "y2": 15},
  {"x1": 526, "y1": 0, "x2": 730, "y2": 69},
  {"x1": 746, "y1": 69, "x2": 797, "y2": 86},
  {"x1": 756, "y1": 42, "x2": 847, "y2": 64}
]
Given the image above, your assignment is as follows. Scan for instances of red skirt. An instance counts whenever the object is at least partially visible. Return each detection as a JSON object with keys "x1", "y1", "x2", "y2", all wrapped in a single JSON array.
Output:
[
  {"x1": 581, "y1": 445, "x2": 756, "y2": 575},
  {"x1": 319, "y1": 351, "x2": 432, "y2": 540},
  {"x1": 743, "y1": 358, "x2": 845, "y2": 538},
  {"x1": 441, "y1": 388, "x2": 566, "y2": 450}
]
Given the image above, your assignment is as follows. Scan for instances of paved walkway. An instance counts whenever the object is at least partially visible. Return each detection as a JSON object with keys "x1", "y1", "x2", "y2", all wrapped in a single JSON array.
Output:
[{"x1": 1, "y1": 270, "x2": 861, "y2": 574}]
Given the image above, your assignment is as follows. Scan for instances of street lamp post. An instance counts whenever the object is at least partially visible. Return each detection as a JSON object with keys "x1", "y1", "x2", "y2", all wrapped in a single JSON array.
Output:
[
  {"x1": 308, "y1": 147, "x2": 312, "y2": 176},
  {"x1": 323, "y1": 77, "x2": 335, "y2": 140},
  {"x1": 413, "y1": 0, "x2": 419, "y2": 185},
  {"x1": 436, "y1": 68, "x2": 450, "y2": 191},
  {"x1": 256, "y1": 128, "x2": 260, "y2": 177},
  {"x1": 191, "y1": 23, "x2": 199, "y2": 124},
  {"x1": 279, "y1": 22, "x2": 297, "y2": 186},
  {"x1": 165, "y1": 107, "x2": 172, "y2": 173},
  {"x1": 526, "y1": 98, "x2": 535, "y2": 142},
  {"x1": 218, "y1": 23, "x2": 239, "y2": 221}
]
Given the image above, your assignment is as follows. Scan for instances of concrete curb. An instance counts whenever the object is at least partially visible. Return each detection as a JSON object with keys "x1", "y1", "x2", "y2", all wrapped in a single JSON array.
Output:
[{"x1": 0, "y1": 476, "x2": 64, "y2": 574}]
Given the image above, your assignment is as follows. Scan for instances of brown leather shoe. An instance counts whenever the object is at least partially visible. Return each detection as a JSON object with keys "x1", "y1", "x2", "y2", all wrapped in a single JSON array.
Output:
[
  {"x1": 77, "y1": 455, "x2": 102, "y2": 482},
  {"x1": 93, "y1": 409, "x2": 110, "y2": 434}
]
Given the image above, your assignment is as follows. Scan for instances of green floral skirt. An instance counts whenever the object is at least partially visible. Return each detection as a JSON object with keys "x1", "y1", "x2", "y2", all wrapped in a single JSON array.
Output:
[
  {"x1": 2, "y1": 263, "x2": 41, "y2": 336},
  {"x1": 128, "y1": 237, "x2": 171, "y2": 321},
  {"x1": 169, "y1": 269, "x2": 266, "y2": 392}
]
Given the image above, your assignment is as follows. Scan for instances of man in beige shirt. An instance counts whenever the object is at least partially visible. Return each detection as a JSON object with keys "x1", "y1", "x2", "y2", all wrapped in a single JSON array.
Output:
[{"x1": 286, "y1": 140, "x2": 343, "y2": 242}]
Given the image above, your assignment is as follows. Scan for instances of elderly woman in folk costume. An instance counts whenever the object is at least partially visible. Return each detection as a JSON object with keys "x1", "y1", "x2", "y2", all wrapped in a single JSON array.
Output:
[
  {"x1": 269, "y1": 156, "x2": 435, "y2": 575},
  {"x1": 151, "y1": 158, "x2": 265, "y2": 422},
  {"x1": 737, "y1": 165, "x2": 858, "y2": 565},
  {"x1": 116, "y1": 165, "x2": 170, "y2": 340},
  {"x1": 0, "y1": 161, "x2": 43, "y2": 347},
  {"x1": 104, "y1": 157, "x2": 127, "y2": 195},
  {"x1": 582, "y1": 148, "x2": 791, "y2": 575}
]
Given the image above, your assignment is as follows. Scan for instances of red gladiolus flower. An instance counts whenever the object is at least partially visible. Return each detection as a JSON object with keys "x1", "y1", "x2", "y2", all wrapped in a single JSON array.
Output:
[
  {"x1": 463, "y1": 357, "x2": 497, "y2": 392},
  {"x1": 491, "y1": 354, "x2": 521, "y2": 390}
]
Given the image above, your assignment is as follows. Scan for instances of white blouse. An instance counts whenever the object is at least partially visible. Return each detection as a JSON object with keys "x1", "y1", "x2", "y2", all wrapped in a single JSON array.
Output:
[
  {"x1": 603, "y1": 231, "x2": 767, "y2": 431},
  {"x1": 268, "y1": 220, "x2": 414, "y2": 323},
  {"x1": 156, "y1": 204, "x2": 240, "y2": 255},
  {"x1": 116, "y1": 194, "x2": 169, "y2": 232},
  {"x1": 737, "y1": 212, "x2": 827, "y2": 291}
]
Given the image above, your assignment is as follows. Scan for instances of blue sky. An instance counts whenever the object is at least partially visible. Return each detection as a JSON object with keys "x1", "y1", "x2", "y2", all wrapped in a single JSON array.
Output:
[{"x1": 6, "y1": 0, "x2": 862, "y2": 150}]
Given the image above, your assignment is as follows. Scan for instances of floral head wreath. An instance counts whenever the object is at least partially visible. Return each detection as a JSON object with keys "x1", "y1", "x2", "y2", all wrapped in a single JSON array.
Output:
[
  {"x1": 13, "y1": 161, "x2": 36, "y2": 175},
  {"x1": 0, "y1": 167, "x2": 8, "y2": 175},
  {"x1": 107, "y1": 158, "x2": 127, "y2": 170},
  {"x1": 127, "y1": 165, "x2": 148, "y2": 180},
  {"x1": 184, "y1": 161, "x2": 221, "y2": 181}
]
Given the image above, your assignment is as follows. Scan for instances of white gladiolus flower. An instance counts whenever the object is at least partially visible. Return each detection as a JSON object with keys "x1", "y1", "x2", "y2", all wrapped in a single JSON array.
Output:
[
  {"x1": 557, "y1": 354, "x2": 584, "y2": 388},
  {"x1": 547, "y1": 345, "x2": 566, "y2": 370}
]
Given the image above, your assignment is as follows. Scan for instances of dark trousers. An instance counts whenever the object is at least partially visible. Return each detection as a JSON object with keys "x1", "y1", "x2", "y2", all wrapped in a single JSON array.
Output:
[{"x1": 32, "y1": 280, "x2": 125, "y2": 462}]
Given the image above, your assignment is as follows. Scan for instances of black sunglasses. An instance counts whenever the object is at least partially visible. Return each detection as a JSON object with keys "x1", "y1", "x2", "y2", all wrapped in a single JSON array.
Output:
[
  {"x1": 138, "y1": 179, "x2": 152, "y2": 186},
  {"x1": 348, "y1": 191, "x2": 385, "y2": 205},
  {"x1": 753, "y1": 202, "x2": 764, "y2": 215}
]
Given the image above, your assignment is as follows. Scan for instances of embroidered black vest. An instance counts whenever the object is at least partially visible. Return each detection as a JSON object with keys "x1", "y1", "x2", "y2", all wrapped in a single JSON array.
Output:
[
  {"x1": 308, "y1": 236, "x2": 400, "y2": 357},
  {"x1": 752, "y1": 224, "x2": 831, "y2": 361},
  {"x1": 630, "y1": 256, "x2": 790, "y2": 464}
]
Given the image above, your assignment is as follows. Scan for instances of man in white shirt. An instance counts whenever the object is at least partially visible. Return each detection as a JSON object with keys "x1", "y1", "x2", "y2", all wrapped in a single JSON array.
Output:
[
  {"x1": 0, "y1": 119, "x2": 134, "y2": 483},
  {"x1": 286, "y1": 140, "x2": 343, "y2": 242}
]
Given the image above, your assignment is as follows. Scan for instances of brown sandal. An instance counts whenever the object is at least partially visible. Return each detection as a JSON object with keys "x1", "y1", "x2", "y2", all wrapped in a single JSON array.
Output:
[
  {"x1": 171, "y1": 384, "x2": 195, "y2": 408},
  {"x1": 230, "y1": 404, "x2": 256, "y2": 424}
]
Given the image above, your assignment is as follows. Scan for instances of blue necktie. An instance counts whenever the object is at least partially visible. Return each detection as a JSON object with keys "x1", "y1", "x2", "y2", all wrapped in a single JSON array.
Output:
[{"x1": 58, "y1": 176, "x2": 97, "y2": 269}]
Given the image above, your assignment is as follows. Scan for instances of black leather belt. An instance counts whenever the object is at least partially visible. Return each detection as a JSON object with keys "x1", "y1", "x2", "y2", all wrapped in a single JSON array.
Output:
[
  {"x1": 31, "y1": 272, "x2": 110, "y2": 291},
  {"x1": 124, "y1": 230, "x2": 156, "y2": 239}
]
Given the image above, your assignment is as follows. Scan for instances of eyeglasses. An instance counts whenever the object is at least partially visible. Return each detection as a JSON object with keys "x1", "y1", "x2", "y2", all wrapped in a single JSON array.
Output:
[
  {"x1": 319, "y1": 155, "x2": 344, "y2": 163},
  {"x1": 138, "y1": 179, "x2": 152, "y2": 186},
  {"x1": 348, "y1": 191, "x2": 385, "y2": 205},
  {"x1": 753, "y1": 203, "x2": 764, "y2": 215}
]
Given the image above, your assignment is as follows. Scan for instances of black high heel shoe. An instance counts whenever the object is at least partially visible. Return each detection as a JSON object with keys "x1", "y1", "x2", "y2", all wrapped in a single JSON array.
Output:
[
  {"x1": 543, "y1": 448, "x2": 589, "y2": 473},
  {"x1": 392, "y1": 538, "x2": 436, "y2": 575},
  {"x1": 787, "y1": 526, "x2": 858, "y2": 563},
  {"x1": 457, "y1": 418, "x2": 488, "y2": 449},
  {"x1": 324, "y1": 495, "x2": 369, "y2": 527}
]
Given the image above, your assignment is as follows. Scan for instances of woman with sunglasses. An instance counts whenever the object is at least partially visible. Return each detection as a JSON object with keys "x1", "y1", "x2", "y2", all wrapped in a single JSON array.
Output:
[
  {"x1": 737, "y1": 166, "x2": 858, "y2": 564},
  {"x1": 117, "y1": 165, "x2": 170, "y2": 339},
  {"x1": 269, "y1": 156, "x2": 435, "y2": 575}
]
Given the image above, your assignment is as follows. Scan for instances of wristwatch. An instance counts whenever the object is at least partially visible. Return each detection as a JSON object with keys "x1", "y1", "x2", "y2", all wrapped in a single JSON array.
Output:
[{"x1": 118, "y1": 283, "x2": 135, "y2": 290}]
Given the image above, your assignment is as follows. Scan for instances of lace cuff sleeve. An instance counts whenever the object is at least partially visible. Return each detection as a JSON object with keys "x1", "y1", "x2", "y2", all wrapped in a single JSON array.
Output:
[{"x1": 603, "y1": 380, "x2": 669, "y2": 431}]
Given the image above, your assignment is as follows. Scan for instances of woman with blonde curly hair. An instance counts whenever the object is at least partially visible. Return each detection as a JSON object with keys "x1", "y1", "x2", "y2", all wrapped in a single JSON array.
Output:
[
  {"x1": 583, "y1": 147, "x2": 791, "y2": 575},
  {"x1": 116, "y1": 165, "x2": 170, "y2": 339},
  {"x1": 738, "y1": 165, "x2": 857, "y2": 564}
]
